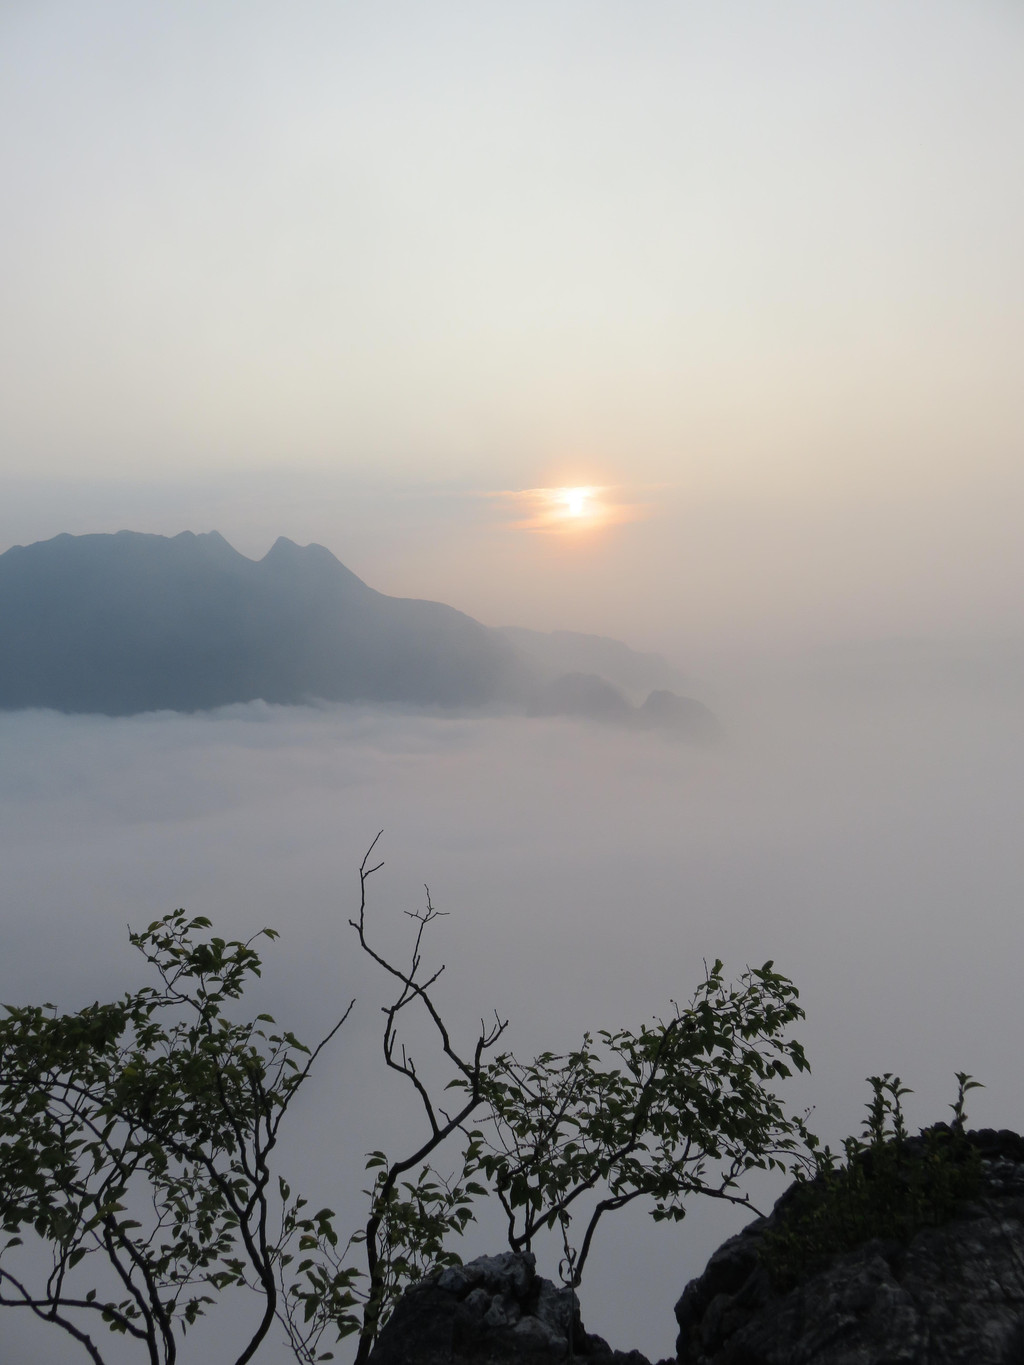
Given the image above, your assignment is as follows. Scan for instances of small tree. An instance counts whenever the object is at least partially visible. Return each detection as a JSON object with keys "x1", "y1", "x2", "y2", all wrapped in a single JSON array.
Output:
[
  {"x1": 470, "y1": 959, "x2": 812, "y2": 1286},
  {"x1": 0, "y1": 912, "x2": 355, "y2": 1365}
]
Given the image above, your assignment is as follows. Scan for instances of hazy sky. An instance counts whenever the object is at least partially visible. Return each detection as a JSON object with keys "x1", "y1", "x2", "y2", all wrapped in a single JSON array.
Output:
[{"x1": 3, "y1": 1, "x2": 1023, "y2": 658}]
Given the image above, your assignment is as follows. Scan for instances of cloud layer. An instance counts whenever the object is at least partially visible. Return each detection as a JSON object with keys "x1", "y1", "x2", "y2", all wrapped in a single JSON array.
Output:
[{"x1": 2, "y1": 670, "x2": 1023, "y2": 1360}]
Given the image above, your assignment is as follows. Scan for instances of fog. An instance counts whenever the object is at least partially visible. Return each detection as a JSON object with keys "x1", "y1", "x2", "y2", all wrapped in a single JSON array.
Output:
[{"x1": 3, "y1": 658, "x2": 1023, "y2": 1362}]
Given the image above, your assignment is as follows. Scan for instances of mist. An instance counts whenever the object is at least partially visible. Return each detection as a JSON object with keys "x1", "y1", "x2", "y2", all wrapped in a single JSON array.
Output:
[{"x1": 3, "y1": 659, "x2": 1023, "y2": 1362}]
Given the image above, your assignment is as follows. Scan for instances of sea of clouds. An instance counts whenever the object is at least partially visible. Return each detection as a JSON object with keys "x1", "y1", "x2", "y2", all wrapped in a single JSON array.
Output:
[{"x1": 2, "y1": 666, "x2": 1023, "y2": 1362}]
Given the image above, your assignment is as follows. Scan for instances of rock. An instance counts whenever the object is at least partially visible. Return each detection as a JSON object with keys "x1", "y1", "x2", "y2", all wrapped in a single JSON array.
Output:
[
  {"x1": 370, "y1": 1131, "x2": 1024, "y2": 1364},
  {"x1": 369, "y1": 1250, "x2": 670, "y2": 1365},
  {"x1": 675, "y1": 1128, "x2": 1024, "y2": 1365}
]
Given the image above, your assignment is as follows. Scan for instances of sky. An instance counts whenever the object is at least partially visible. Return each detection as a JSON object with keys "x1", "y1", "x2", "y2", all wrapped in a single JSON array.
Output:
[
  {"x1": 2, "y1": 0, "x2": 1023, "y2": 660},
  {"x1": 2, "y1": 5, "x2": 1024, "y2": 1362}
]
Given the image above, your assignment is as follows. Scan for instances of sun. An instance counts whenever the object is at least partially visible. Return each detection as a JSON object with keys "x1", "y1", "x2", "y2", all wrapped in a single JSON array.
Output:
[
  {"x1": 540, "y1": 485, "x2": 607, "y2": 532},
  {"x1": 562, "y1": 487, "x2": 590, "y2": 518},
  {"x1": 499, "y1": 483, "x2": 629, "y2": 534}
]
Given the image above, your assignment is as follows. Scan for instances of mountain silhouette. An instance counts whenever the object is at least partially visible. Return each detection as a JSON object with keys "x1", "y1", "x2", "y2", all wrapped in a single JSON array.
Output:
[{"x1": 0, "y1": 531, "x2": 717, "y2": 735}]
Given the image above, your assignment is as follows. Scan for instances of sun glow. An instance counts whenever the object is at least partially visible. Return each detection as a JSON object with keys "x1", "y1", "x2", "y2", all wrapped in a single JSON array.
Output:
[
  {"x1": 494, "y1": 482, "x2": 647, "y2": 535},
  {"x1": 542, "y1": 485, "x2": 605, "y2": 532},
  {"x1": 562, "y1": 487, "x2": 591, "y2": 518}
]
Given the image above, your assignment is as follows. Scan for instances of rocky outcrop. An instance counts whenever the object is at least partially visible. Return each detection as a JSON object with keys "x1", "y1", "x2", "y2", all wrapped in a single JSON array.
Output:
[
  {"x1": 367, "y1": 1131, "x2": 1024, "y2": 1365},
  {"x1": 368, "y1": 1251, "x2": 664, "y2": 1365},
  {"x1": 675, "y1": 1128, "x2": 1024, "y2": 1365}
]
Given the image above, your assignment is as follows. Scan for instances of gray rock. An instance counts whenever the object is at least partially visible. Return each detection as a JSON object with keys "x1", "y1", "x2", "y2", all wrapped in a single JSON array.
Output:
[
  {"x1": 534, "y1": 1279, "x2": 575, "y2": 1337},
  {"x1": 484, "y1": 1293, "x2": 522, "y2": 1331},
  {"x1": 676, "y1": 1128, "x2": 1024, "y2": 1365},
  {"x1": 437, "y1": 1253, "x2": 534, "y2": 1301},
  {"x1": 369, "y1": 1250, "x2": 667, "y2": 1365},
  {"x1": 512, "y1": 1315, "x2": 568, "y2": 1355}
]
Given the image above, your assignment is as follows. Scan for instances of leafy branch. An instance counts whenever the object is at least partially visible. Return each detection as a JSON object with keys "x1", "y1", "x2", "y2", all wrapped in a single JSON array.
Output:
[{"x1": 470, "y1": 959, "x2": 813, "y2": 1286}]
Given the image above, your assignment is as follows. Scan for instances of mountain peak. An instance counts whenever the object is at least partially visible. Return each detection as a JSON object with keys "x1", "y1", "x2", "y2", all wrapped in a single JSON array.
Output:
[
  {"x1": 265, "y1": 535, "x2": 299, "y2": 554},
  {"x1": 260, "y1": 536, "x2": 373, "y2": 592},
  {"x1": 262, "y1": 535, "x2": 336, "y2": 562}
]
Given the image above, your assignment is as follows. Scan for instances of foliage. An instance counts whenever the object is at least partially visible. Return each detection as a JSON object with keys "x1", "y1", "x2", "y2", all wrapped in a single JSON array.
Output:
[
  {"x1": 334, "y1": 845, "x2": 815, "y2": 1353},
  {"x1": 0, "y1": 911, "x2": 353, "y2": 1365},
  {"x1": 761, "y1": 1072, "x2": 984, "y2": 1288},
  {"x1": 0, "y1": 839, "x2": 817, "y2": 1364},
  {"x1": 468, "y1": 960, "x2": 813, "y2": 1285},
  {"x1": 0, "y1": 841, "x2": 503, "y2": 1365}
]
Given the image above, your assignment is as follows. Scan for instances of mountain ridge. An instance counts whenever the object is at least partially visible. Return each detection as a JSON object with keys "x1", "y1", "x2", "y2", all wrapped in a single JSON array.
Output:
[{"x1": 0, "y1": 531, "x2": 716, "y2": 736}]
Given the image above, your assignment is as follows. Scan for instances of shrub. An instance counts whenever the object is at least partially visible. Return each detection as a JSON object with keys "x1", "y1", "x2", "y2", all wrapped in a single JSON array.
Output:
[{"x1": 761, "y1": 1073, "x2": 983, "y2": 1288}]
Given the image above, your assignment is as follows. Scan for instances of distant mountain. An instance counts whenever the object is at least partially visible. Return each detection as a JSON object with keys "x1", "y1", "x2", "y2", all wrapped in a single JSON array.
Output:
[
  {"x1": 0, "y1": 531, "x2": 520, "y2": 714},
  {"x1": 528, "y1": 670, "x2": 634, "y2": 723},
  {"x1": 528, "y1": 672, "x2": 721, "y2": 739},
  {"x1": 496, "y1": 626, "x2": 689, "y2": 697},
  {"x1": 636, "y1": 688, "x2": 722, "y2": 740},
  {"x1": 0, "y1": 531, "x2": 717, "y2": 736}
]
